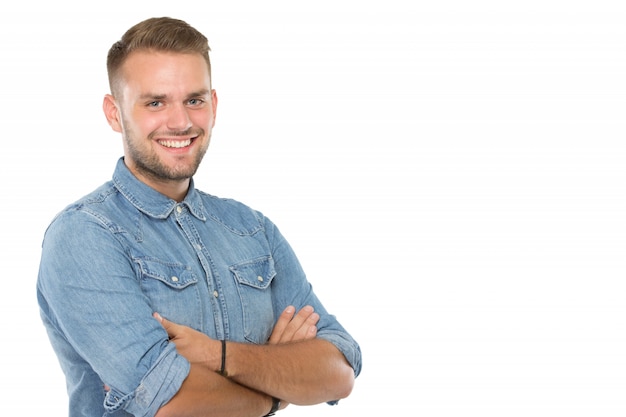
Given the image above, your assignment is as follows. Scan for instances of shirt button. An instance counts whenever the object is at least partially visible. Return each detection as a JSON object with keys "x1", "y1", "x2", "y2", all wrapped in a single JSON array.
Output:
[
  {"x1": 171, "y1": 276, "x2": 179, "y2": 282},
  {"x1": 213, "y1": 290, "x2": 219, "y2": 298},
  {"x1": 257, "y1": 276, "x2": 264, "y2": 282},
  {"x1": 176, "y1": 206, "x2": 182, "y2": 213}
]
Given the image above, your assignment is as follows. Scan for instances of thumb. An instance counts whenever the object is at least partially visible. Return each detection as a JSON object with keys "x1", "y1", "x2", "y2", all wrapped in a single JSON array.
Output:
[{"x1": 153, "y1": 312, "x2": 176, "y2": 338}]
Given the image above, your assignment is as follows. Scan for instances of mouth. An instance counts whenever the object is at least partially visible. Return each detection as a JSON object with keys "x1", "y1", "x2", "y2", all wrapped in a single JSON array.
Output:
[{"x1": 157, "y1": 138, "x2": 194, "y2": 148}]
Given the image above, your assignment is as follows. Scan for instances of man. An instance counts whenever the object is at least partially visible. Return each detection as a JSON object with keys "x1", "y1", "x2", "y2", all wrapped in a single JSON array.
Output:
[{"x1": 37, "y1": 17, "x2": 361, "y2": 417}]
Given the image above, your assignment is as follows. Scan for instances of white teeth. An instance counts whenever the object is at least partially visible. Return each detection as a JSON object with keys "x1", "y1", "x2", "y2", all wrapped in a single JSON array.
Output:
[{"x1": 159, "y1": 139, "x2": 192, "y2": 148}]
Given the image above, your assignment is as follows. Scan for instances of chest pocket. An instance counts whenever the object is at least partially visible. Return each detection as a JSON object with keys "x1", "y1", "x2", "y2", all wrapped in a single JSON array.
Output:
[
  {"x1": 136, "y1": 257, "x2": 202, "y2": 330},
  {"x1": 229, "y1": 256, "x2": 276, "y2": 344}
]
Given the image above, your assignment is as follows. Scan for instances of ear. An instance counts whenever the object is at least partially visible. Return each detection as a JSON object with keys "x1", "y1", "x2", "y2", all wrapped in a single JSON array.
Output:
[
  {"x1": 103, "y1": 94, "x2": 123, "y2": 133},
  {"x1": 210, "y1": 89, "x2": 218, "y2": 128}
]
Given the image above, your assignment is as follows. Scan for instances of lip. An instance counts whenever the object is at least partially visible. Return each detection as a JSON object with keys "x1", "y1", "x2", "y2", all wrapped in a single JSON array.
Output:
[
  {"x1": 156, "y1": 136, "x2": 197, "y2": 150},
  {"x1": 157, "y1": 138, "x2": 195, "y2": 149}
]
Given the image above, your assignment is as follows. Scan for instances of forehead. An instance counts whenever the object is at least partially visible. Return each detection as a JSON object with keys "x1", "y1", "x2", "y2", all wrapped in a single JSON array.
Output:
[{"x1": 119, "y1": 50, "x2": 211, "y2": 97}]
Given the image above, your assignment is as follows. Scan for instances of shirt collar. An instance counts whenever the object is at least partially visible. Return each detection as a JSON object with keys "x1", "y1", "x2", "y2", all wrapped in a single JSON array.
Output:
[{"x1": 112, "y1": 157, "x2": 207, "y2": 221}]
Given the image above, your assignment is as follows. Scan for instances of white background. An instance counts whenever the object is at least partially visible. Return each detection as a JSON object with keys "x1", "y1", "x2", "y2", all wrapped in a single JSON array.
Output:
[{"x1": 1, "y1": 1, "x2": 625, "y2": 416}]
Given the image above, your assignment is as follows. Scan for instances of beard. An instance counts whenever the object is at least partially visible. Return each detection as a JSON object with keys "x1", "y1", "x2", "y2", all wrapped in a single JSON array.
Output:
[{"x1": 121, "y1": 120, "x2": 209, "y2": 182}]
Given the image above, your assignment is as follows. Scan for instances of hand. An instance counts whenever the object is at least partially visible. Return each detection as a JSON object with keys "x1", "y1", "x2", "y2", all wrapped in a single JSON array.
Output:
[
  {"x1": 268, "y1": 305, "x2": 319, "y2": 344},
  {"x1": 266, "y1": 305, "x2": 319, "y2": 412},
  {"x1": 153, "y1": 312, "x2": 221, "y2": 370}
]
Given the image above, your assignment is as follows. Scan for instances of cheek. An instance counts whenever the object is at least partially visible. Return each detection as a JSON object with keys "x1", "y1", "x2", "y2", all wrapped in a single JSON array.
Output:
[
  {"x1": 191, "y1": 109, "x2": 214, "y2": 130},
  {"x1": 128, "y1": 110, "x2": 165, "y2": 136}
]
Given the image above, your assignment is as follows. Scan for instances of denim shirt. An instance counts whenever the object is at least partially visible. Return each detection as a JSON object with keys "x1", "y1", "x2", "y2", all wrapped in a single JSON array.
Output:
[{"x1": 37, "y1": 158, "x2": 362, "y2": 417}]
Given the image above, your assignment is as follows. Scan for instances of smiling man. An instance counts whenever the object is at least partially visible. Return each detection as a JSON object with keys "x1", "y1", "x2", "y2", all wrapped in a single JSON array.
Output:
[
  {"x1": 37, "y1": 17, "x2": 361, "y2": 417},
  {"x1": 103, "y1": 50, "x2": 217, "y2": 201}
]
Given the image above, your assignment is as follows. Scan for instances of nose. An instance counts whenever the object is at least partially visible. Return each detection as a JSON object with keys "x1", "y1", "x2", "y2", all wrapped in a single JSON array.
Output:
[{"x1": 166, "y1": 103, "x2": 193, "y2": 131}]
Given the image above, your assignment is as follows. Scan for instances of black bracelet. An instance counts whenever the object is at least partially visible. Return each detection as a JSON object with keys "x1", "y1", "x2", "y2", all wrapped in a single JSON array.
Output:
[
  {"x1": 219, "y1": 339, "x2": 226, "y2": 375},
  {"x1": 263, "y1": 397, "x2": 281, "y2": 417}
]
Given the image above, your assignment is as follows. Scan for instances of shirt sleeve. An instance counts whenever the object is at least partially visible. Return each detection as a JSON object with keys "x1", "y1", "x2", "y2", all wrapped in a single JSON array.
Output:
[
  {"x1": 38, "y1": 208, "x2": 189, "y2": 415},
  {"x1": 261, "y1": 213, "x2": 363, "y2": 378}
]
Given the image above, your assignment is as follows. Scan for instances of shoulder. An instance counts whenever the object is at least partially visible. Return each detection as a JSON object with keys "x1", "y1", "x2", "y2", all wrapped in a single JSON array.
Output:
[
  {"x1": 196, "y1": 190, "x2": 271, "y2": 235},
  {"x1": 45, "y1": 181, "x2": 121, "y2": 231}
]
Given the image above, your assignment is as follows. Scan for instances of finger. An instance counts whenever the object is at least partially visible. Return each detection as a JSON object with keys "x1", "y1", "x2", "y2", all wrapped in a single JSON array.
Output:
[
  {"x1": 277, "y1": 305, "x2": 316, "y2": 343},
  {"x1": 292, "y1": 312, "x2": 319, "y2": 341},
  {"x1": 153, "y1": 312, "x2": 176, "y2": 339},
  {"x1": 268, "y1": 306, "x2": 296, "y2": 344}
]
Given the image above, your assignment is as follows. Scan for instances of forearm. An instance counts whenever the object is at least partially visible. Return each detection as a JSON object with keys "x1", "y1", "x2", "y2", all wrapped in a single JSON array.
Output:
[
  {"x1": 224, "y1": 338, "x2": 355, "y2": 405},
  {"x1": 155, "y1": 310, "x2": 356, "y2": 407},
  {"x1": 156, "y1": 363, "x2": 273, "y2": 417}
]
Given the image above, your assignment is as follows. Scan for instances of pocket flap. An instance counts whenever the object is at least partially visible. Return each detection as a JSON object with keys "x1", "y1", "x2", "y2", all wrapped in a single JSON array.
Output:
[
  {"x1": 136, "y1": 258, "x2": 198, "y2": 289},
  {"x1": 229, "y1": 256, "x2": 276, "y2": 290}
]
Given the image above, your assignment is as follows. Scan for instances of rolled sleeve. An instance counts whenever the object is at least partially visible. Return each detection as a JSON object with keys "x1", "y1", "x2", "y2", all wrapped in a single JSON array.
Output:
[
  {"x1": 317, "y1": 330, "x2": 362, "y2": 378},
  {"x1": 104, "y1": 343, "x2": 190, "y2": 416}
]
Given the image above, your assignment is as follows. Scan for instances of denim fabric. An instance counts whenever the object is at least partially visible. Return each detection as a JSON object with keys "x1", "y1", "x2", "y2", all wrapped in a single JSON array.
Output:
[{"x1": 37, "y1": 157, "x2": 362, "y2": 417}]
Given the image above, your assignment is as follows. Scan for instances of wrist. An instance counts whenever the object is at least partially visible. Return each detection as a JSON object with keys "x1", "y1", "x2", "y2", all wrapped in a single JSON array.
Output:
[{"x1": 263, "y1": 397, "x2": 281, "y2": 417}]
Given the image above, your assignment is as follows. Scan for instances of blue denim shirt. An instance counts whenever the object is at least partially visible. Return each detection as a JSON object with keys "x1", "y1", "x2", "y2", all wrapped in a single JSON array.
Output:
[{"x1": 37, "y1": 158, "x2": 362, "y2": 417}]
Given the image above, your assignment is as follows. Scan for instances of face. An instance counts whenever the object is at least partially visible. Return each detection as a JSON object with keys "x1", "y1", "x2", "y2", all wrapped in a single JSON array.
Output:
[{"x1": 103, "y1": 50, "x2": 217, "y2": 197}]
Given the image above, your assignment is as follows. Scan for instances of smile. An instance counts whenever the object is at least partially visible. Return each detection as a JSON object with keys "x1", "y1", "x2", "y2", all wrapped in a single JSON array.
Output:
[{"x1": 158, "y1": 139, "x2": 193, "y2": 148}]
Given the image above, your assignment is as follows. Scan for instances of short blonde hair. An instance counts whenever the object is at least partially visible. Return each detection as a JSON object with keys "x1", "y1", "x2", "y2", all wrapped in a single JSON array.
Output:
[{"x1": 106, "y1": 17, "x2": 212, "y2": 96}]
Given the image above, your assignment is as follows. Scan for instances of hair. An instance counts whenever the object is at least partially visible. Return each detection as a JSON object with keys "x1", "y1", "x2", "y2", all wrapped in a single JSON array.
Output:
[{"x1": 107, "y1": 17, "x2": 212, "y2": 97}]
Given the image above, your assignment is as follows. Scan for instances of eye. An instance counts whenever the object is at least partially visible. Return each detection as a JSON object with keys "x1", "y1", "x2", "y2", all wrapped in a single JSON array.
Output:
[
  {"x1": 147, "y1": 101, "x2": 162, "y2": 108},
  {"x1": 187, "y1": 98, "x2": 205, "y2": 106}
]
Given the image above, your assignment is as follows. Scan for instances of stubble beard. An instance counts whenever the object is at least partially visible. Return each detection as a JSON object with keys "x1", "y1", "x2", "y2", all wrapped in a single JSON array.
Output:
[{"x1": 122, "y1": 120, "x2": 209, "y2": 182}]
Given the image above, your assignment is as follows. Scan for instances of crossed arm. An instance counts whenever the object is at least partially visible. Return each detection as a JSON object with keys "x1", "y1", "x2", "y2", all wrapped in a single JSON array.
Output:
[{"x1": 154, "y1": 306, "x2": 355, "y2": 417}]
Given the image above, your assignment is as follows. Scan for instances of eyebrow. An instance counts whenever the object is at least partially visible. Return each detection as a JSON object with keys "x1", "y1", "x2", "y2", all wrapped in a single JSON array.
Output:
[{"x1": 139, "y1": 89, "x2": 211, "y2": 101}]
